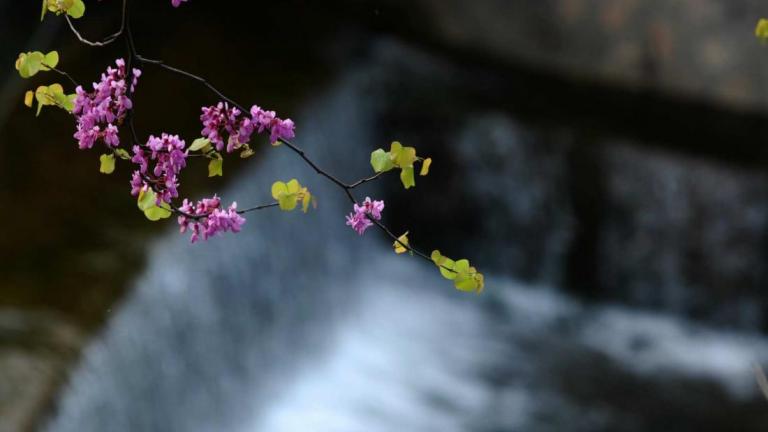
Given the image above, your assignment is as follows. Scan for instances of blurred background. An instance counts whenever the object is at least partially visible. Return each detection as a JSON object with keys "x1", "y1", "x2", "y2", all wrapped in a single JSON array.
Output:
[{"x1": 4, "y1": 0, "x2": 768, "y2": 430}]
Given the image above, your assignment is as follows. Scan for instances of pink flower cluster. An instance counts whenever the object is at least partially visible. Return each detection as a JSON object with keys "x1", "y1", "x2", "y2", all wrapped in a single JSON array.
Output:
[
  {"x1": 130, "y1": 133, "x2": 187, "y2": 204},
  {"x1": 346, "y1": 197, "x2": 384, "y2": 235},
  {"x1": 200, "y1": 102, "x2": 254, "y2": 152},
  {"x1": 73, "y1": 58, "x2": 140, "y2": 150},
  {"x1": 177, "y1": 195, "x2": 246, "y2": 243},
  {"x1": 199, "y1": 102, "x2": 296, "y2": 151},
  {"x1": 250, "y1": 105, "x2": 295, "y2": 144}
]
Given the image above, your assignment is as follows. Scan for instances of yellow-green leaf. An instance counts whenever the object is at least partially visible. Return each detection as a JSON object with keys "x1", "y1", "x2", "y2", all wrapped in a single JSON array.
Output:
[
  {"x1": 370, "y1": 148, "x2": 394, "y2": 173},
  {"x1": 286, "y1": 179, "x2": 300, "y2": 194},
  {"x1": 396, "y1": 146, "x2": 417, "y2": 168},
  {"x1": 208, "y1": 157, "x2": 223, "y2": 177},
  {"x1": 393, "y1": 231, "x2": 409, "y2": 254},
  {"x1": 438, "y1": 257, "x2": 457, "y2": 280},
  {"x1": 301, "y1": 190, "x2": 311, "y2": 213},
  {"x1": 189, "y1": 137, "x2": 211, "y2": 152},
  {"x1": 66, "y1": 0, "x2": 85, "y2": 18},
  {"x1": 114, "y1": 148, "x2": 131, "y2": 160},
  {"x1": 99, "y1": 154, "x2": 115, "y2": 174},
  {"x1": 144, "y1": 203, "x2": 172, "y2": 221},
  {"x1": 42, "y1": 51, "x2": 59, "y2": 70},
  {"x1": 757, "y1": 19, "x2": 768, "y2": 41},
  {"x1": 420, "y1": 157, "x2": 432, "y2": 176},
  {"x1": 390, "y1": 141, "x2": 403, "y2": 157},
  {"x1": 16, "y1": 52, "x2": 45, "y2": 78},
  {"x1": 271, "y1": 181, "x2": 288, "y2": 199},
  {"x1": 400, "y1": 166, "x2": 415, "y2": 189},
  {"x1": 278, "y1": 193, "x2": 298, "y2": 211},
  {"x1": 137, "y1": 188, "x2": 157, "y2": 211},
  {"x1": 24, "y1": 91, "x2": 33, "y2": 108}
]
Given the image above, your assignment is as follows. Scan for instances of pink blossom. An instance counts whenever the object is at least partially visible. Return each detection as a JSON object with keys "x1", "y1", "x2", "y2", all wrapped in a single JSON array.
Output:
[
  {"x1": 249, "y1": 105, "x2": 295, "y2": 144},
  {"x1": 346, "y1": 211, "x2": 373, "y2": 235},
  {"x1": 73, "y1": 58, "x2": 141, "y2": 151},
  {"x1": 345, "y1": 197, "x2": 384, "y2": 235},
  {"x1": 171, "y1": 0, "x2": 188, "y2": 7},
  {"x1": 132, "y1": 133, "x2": 187, "y2": 204},
  {"x1": 177, "y1": 195, "x2": 245, "y2": 243}
]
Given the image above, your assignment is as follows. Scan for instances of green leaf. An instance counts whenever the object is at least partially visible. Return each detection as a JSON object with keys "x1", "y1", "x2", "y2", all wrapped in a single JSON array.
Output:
[
  {"x1": 137, "y1": 188, "x2": 157, "y2": 211},
  {"x1": 41, "y1": 0, "x2": 47, "y2": 21},
  {"x1": 42, "y1": 51, "x2": 59, "y2": 69},
  {"x1": 286, "y1": 179, "x2": 300, "y2": 194},
  {"x1": 114, "y1": 148, "x2": 131, "y2": 160},
  {"x1": 757, "y1": 19, "x2": 768, "y2": 41},
  {"x1": 400, "y1": 166, "x2": 415, "y2": 189},
  {"x1": 60, "y1": 93, "x2": 76, "y2": 112},
  {"x1": 420, "y1": 157, "x2": 432, "y2": 176},
  {"x1": 67, "y1": 0, "x2": 85, "y2": 18},
  {"x1": 278, "y1": 193, "x2": 298, "y2": 211},
  {"x1": 189, "y1": 137, "x2": 211, "y2": 152},
  {"x1": 438, "y1": 257, "x2": 457, "y2": 280},
  {"x1": 208, "y1": 157, "x2": 223, "y2": 177},
  {"x1": 24, "y1": 91, "x2": 33, "y2": 108},
  {"x1": 431, "y1": 250, "x2": 442, "y2": 263},
  {"x1": 454, "y1": 274, "x2": 478, "y2": 292},
  {"x1": 99, "y1": 154, "x2": 115, "y2": 174},
  {"x1": 271, "y1": 181, "x2": 287, "y2": 200},
  {"x1": 16, "y1": 52, "x2": 45, "y2": 78},
  {"x1": 389, "y1": 141, "x2": 403, "y2": 158},
  {"x1": 370, "y1": 148, "x2": 394, "y2": 173},
  {"x1": 301, "y1": 190, "x2": 312, "y2": 213},
  {"x1": 137, "y1": 189, "x2": 171, "y2": 221},
  {"x1": 454, "y1": 259, "x2": 470, "y2": 274},
  {"x1": 144, "y1": 203, "x2": 172, "y2": 221},
  {"x1": 396, "y1": 146, "x2": 417, "y2": 168}
]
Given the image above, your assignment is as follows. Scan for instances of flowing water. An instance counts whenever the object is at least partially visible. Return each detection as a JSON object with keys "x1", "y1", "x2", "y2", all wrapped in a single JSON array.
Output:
[{"x1": 45, "y1": 41, "x2": 768, "y2": 431}]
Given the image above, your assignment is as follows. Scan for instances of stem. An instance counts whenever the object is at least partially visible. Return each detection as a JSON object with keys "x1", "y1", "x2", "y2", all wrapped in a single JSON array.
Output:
[
  {"x1": 239, "y1": 202, "x2": 280, "y2": 214},
  {"x1": 173, "y1": 202, "x2": 279, "y2": 220},
  {"x1": 135, "y1": 55, "x2": 247, "y2": 113},
  {"x1": 42, "y1": 63, "x2": 79, "y2": 87},
  {"x1": 64, "y1": 0, "x2": 126, "y2": 47},
  {"x1": 347, "y1": 171, "x2": 385, "y2": 188}
]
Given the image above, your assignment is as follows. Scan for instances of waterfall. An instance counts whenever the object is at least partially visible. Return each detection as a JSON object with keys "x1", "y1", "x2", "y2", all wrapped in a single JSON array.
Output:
[{"x1": 45, "y1": 40, "x2": 768, "y2": 432}]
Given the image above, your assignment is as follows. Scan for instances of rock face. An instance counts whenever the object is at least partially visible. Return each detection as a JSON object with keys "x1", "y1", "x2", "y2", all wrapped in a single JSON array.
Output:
[
  {"x1": 357, "y1": 40, "x2": 768, "y2": 330},
  {"x1": 409, "y1": 0, "x2": 768, "y2": 111},
  {"x1": 0, "y1": 310, "x2": 82, "y2": 432}
]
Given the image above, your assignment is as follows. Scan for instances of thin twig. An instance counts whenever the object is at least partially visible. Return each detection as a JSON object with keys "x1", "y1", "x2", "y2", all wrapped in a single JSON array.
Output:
[
  {"x1": 42, "y1": 63, "x2": 79, "y2": 87},
  {"x1": 63, "y1": 0, "x2": 127, "y2": 47},
  {"x1": 172, "y1": 202, "x2": 279, "y2": 220},
  {"x1": 239, "y1": 202, "x2": 280, "y2": 214},
  {"x1": 135, "y1": 55, "x2": 247, "y2": 113},
  {"x1": 347, "y1": 171, "x2": 386, "y2": 188}
]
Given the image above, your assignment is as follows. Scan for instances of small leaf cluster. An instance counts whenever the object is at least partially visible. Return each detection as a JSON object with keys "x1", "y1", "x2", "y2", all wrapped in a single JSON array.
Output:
[
  {"x1": 271, "y1": 179, "x2": 315, "y2": 212},
  {"x1": 16, "y1": 51, "x2": 59, "y2": 78},
  {"x1": 137, "y1": 188, "x2": 172, "y2": 221},
  {"x1": 16, "y1": 51, "x2": 75, "y2": 115},
  {"x1": 431, "y1": 250, "x2": 484, "y2": 293},
  {"x1": 370, "y1": 141, "x2": 432, "y2": 189},
  {"x1": 41, "y1": 0, "x2": 85, "y2": 21},
  {"x1": 188, "y1": 138, "x2": 225, "y2": 177}
]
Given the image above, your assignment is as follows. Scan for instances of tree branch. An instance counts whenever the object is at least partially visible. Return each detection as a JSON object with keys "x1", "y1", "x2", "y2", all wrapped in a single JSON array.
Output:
[{"x1": 63, "y1": 0, "x2": 126, "y2": 47}]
